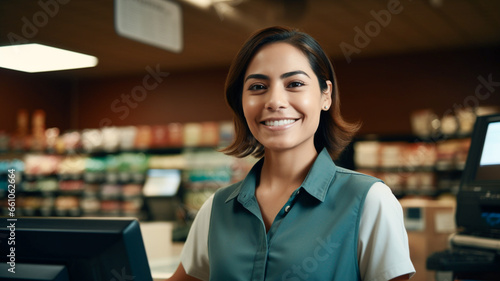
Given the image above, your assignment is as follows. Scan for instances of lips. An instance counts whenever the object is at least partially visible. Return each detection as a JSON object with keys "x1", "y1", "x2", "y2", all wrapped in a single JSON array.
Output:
[{"x1": 262, "y1": 119, "x2": 298, "y2": 127}]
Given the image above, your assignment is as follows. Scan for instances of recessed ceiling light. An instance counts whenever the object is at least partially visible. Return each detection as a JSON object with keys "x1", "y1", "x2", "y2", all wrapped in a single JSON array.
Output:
[
  {"x1": 0, "y1": 43, "x2": 98, "y2": 73},
  {"x1": 184, "y1": 0, "x2": 212, "y2": 8}
]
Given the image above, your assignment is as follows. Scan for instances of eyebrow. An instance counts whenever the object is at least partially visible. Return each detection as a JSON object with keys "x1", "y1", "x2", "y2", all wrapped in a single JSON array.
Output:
[{"x1": 244, "y1": 70, "x2": 310, "y2": 83}]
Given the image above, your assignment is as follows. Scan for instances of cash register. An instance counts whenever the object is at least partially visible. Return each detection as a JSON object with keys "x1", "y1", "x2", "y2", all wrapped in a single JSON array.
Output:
[{"x1": 427, "y1": 113, "x2": 500, "y2": 280}]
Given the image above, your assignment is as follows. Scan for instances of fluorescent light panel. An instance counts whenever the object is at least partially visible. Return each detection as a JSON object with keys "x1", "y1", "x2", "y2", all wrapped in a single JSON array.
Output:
[
  {"x1": 184, "y1": 0, "x2": 212, "y2": 8},
  {"x1": 0, "y1": 43, "x2": 98, "y2": 73}
]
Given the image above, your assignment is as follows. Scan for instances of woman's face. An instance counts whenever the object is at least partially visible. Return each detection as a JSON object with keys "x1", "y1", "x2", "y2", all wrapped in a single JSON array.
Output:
[{"x1": 242, "y1": 42, "x2": 332, "y2": 154}]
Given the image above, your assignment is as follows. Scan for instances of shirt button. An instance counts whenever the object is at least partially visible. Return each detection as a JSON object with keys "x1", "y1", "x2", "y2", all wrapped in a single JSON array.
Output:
[{"x1": 284, "y1": 205, "x2": 291, "y2": 213}]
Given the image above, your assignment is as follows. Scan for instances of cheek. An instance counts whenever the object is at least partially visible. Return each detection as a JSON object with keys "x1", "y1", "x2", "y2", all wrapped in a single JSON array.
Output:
[{"x1": 242, "y1": 96, "x2": 259, "y2": 119}]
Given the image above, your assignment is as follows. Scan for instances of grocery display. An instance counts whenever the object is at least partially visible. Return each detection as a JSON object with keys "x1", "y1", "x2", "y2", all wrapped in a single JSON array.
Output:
[{"x1": 0, "y1": 120, "x2": 258, "y2": 221}]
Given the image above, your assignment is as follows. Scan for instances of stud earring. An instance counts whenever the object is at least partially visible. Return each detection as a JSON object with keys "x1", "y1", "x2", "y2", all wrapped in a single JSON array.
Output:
[{"x1": 323, "y1": 106, "x2": 328, "y2": 110}]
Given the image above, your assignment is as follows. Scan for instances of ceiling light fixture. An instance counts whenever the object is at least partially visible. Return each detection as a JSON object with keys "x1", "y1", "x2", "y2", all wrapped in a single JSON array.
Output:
[
  {"x1": 0, "y1": 43, "x2": 98, "y2": 73},
  {"x1": 184, "y1": 0, "x2": 212, "y2": 9}
]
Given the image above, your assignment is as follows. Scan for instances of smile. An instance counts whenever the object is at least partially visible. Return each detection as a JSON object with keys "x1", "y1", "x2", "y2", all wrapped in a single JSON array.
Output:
[{"x1": 263, "y1": 119, "x2": 298, "y2": 127}]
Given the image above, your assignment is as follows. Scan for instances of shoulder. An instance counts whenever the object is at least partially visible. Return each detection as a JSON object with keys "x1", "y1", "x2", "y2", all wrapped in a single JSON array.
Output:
[
  {"x1": 335, "y1": 166, "x2": 381, "y2": 183},
  {"x1": 364, "y1": 182, "x2": 403, "y2": 214},
  {"x1": 212, "y1": 180, "x2": 244, "y2": 203},
  {"x1": 332, "y1": 166, "x2": 383, "y2": 196},
  {"x1": 358, "y1": 182, "x2": 415, "y2": 280}
]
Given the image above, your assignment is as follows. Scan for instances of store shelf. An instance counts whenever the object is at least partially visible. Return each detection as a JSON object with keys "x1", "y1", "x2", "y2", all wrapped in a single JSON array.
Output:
[{"x1": 353, "y1": 135, "x2": 471, "y2": 198}]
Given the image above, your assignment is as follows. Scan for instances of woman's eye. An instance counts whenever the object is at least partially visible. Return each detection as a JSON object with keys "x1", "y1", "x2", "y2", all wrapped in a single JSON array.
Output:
[
  {"x1": 288, "y1": 81, "x2": 305, "y2": 88},
  {"x1": 248, "y1": 84, "x2": 266, "y2": 91}
]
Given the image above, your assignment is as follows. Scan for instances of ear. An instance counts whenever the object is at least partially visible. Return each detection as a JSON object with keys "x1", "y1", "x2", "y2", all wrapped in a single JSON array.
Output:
[{"x1": 321, "y1": 80, "x2": 333, "y2": 110}]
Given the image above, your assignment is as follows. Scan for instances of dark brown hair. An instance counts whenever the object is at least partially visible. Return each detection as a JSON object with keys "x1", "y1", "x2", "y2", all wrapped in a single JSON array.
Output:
[{"x1": 222, "y1": 26, "x2": 359, "y2": 159}]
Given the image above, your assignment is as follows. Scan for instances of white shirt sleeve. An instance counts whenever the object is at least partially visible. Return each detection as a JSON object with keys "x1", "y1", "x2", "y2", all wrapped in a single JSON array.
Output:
[
  {"x1": 358, "y1": 182, "x2": 416, "y2": 281},
  {"x1": 180, "y1": 194, "x2": 213, "y2": 281}
]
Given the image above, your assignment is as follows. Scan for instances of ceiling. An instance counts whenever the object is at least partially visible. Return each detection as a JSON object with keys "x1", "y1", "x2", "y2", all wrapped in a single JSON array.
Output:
[{"x1": 1, "y1": 0, "x2": 499, "y2": 78}]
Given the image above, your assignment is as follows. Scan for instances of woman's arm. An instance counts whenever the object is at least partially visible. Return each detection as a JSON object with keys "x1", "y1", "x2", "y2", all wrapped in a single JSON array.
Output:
[{"x1": 167, "y1": 263, "x2": 202, "y2": 281}]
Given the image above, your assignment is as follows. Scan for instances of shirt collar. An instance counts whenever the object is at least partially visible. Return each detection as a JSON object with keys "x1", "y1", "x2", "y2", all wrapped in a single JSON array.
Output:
[{"x1": 225, "y1": 148, "x2": 337, "y2": 204}]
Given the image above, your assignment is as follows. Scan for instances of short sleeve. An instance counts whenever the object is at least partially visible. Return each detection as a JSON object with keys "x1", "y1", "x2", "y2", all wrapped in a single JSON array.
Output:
[
  {"x1": 358, "y1": 182, "x2": 416, "y2": 281},
  {"x1": 180, "y1": 194, "x2": 213, "y2": 281}
]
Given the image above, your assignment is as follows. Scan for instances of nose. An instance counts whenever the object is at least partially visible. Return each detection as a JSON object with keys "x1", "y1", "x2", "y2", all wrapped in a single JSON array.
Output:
[{"x1": 265, "y1": 86, "x2": 288, "y2": 111}]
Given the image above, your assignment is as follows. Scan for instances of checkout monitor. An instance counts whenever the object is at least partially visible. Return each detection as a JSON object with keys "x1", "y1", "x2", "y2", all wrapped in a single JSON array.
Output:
[
  {"x1": 0, "y1": 217, "x2": 153, "y2": 281},
  {"x1": 456, "y1": 113, "x2": 500, "y2": 238}
]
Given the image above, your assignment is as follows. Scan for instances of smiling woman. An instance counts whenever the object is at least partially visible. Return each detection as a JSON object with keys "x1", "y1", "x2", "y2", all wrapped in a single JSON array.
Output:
[
  {"x1": 167, "y1": 26, "x2": 415, "y2": 281},
  {"x1": 241, "y1": 42, "x2": 330, "y2": 158},
  {"x1": 223, "y1": 27, "x2": 358, "y2": 159}
]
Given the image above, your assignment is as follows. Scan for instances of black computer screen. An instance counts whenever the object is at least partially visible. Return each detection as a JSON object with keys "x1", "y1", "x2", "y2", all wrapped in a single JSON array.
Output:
[
  {"x1": 0, "y1": 217, "x2": 153, "y2": 281},
  {"x1": 457, "y1": 114, "x2": 500, "y2": 235},
  {"x1": 476, "y1": 121, "x2": 500, "y2": 181}
]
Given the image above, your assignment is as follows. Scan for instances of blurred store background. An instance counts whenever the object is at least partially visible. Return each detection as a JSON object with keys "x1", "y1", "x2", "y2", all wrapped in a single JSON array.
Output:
[{"x1": 1, "y1": 0, "x2": 499, "y2": 280}]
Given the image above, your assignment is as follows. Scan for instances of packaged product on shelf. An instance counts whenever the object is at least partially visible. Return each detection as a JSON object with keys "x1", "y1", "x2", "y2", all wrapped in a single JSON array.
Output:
[
  {"x1": 45, "y1": 127, "x2": 60, "y2": 153},
  {"x1": 100, "y1": 184, "x2": 122, "y2": 199},
  {"x1": 436, "y1": 139, "x2": 469, "y2": 171},
  {"x1": 167, "y1": 123, "x2": 184, "y2": 147},
  {"x1": 200, "y1": 122, "x2": 219, "y2": 147},
  {"x1": 183, "y1": 123, "x2": 202, "y2": 147},
  {"x1": 122, "y1": 197, "x2": 143, "y2": 216},
  {"x1": 17, "y1": 109, "x2": 29, "y2": 136},
  {"x1": 105, "y1": 155, "x2": 120, "y2": 183},
  {"x1": 9, "y1": 134, "x2": 26, "y2": 152},
  {"x1": 81, "y1": 128, "x2": 104, "y2": 153},
  {"x1": 119, "y1": 126, "x2": 137, "y2": 151},
  {"x1": 40, "y1": 197, "x2": 55, "y2": 217},
  {"x1": 38, "y1": 178, "x2": 59, "y2": 192},
  {"x1": 84, "y1": 157, "x2": 107, "y2": 183},
  {"x1": 380, "y1": 142, "x2": 405, "y2": 168},
  {"x1": 151, "y1": 125, "x2": 169, "y2": 148},
  {"x1": 80, "y1": 196, "x2": 101, "y2": 216},
  {"x1": 455, "y1": 107, "x2": 476, "y2": 136},
  {"x1": 116, "y1": 153, "x2": 148, "y2": 183},
  {"x1": 148, "y1": 154, "x2": 187, "y2": 170},
  {"x1": 102, "y1": 127, "x2": 120, "y2": 152},
  {"x1": 54, "y1": 195, "x2": 80, "y2": 216},
  {"x1": 410, "y1": 109, "x2": 439, "y2": 138},
  {"x1": 353, "y1": 141, "x2": 380, "y2": 168},
  {"x1": 406, "y1": 172, "x2": 436, "y2": 196},
  {"x1": 122, "y1": 183, "x2": 143, "y2": 198},
  {"x1": 59, "y1": 180, "x2": 85, "y2": 191},
  {"x1": 82, "y1": 183, "x2": 100, "y2": 196},
  {"x1": 62, "y1": 131, "x2": 82, "y2": 153},
  {"x1": 24, "y1": 154, "x2": 62, "y2": 176},
  {"x1": 402, "y1": 143, "x2": 437, "y2": 169},
  {"x1": 31, "y1": 109, "x2": 46, "y2": 151},
  {"x1": 440, "y1": 114, "x2": 459, "y2": 136},
  {"x1": 18, "y1": 196, "x2": 42, "y2": 216},
  {"x1": 134, "y1": 126, "x2": 153, "y2": 150},
  {"x1": 58, "y1": 155, "x2": 86, "y2": 180},
  {"x1": 100, "y1": 200, "x2": 121, "y2": 216}
]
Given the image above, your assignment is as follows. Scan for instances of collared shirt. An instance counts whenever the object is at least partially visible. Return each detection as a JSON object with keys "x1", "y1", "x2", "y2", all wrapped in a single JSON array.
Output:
[{"x1": 181, "y1": 148, "x2": 415, "y2": 281}]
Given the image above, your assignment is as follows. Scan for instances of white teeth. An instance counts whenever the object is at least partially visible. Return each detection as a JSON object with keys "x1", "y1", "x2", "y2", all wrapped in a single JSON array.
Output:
[{"x1": 264, "y1": 119, "x2": 296, "y2": 126}]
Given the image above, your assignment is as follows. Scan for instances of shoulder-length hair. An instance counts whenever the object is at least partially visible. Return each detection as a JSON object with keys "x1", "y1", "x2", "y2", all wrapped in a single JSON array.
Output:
[{"x1": 221, "y1": 26, "x2": 359, "y2": 160}]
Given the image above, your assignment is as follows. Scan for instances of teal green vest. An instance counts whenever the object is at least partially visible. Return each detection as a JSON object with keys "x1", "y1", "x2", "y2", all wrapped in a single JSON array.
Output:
[{"x1": 208, "y1": 148, "x2": 381, "y2": 281}]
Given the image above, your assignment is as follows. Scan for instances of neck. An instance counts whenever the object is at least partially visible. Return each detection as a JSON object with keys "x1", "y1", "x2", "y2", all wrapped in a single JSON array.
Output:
[{"x1": 259, "y1": 145, "x2": 318, "y2": 192}]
